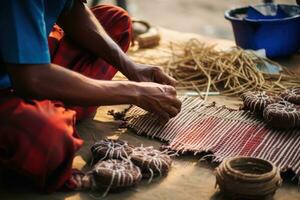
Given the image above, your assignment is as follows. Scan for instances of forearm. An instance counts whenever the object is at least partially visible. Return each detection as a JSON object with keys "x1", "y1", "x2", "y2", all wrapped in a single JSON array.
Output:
[
  {"x1": 6, "y1": 62, "x2": 181, "y2": 121},
  {"x1": 57, "y1": 0, "x2": 134, "y2": 77},
  {"x1": 7, "y1": 63, "x2": 137, "y2": 106}
]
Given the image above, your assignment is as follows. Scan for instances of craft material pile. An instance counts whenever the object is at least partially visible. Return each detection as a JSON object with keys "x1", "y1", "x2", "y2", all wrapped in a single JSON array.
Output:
[
  {"x1": 242, "y1": 88, "x2": 300, "y2": 129},
  {"x1": 87, "y1": 139, "x2": 173, "y2": 197},
  {"x1": 117, "y1": 96, "x2": 300, "y2": 180},
  {"x1": 216, "y1": 157, "x2": 282, "y2": 200},
  {"x1": 130, "y1": 39, "x2": 300, "y2": 99}
]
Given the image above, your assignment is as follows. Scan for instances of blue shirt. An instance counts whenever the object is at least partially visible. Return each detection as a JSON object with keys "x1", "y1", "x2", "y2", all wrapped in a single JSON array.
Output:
[{"x1": 0, "y1": 0, "x2": 73, "y2": 88}]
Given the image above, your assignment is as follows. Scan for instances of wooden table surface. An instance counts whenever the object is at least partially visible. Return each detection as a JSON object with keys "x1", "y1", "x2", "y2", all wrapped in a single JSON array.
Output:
[{"x1": 1, "y1": 28, "x2": 300, "y2": 200}]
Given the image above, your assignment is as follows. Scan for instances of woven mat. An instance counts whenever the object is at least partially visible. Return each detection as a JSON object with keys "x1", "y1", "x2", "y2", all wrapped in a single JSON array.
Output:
[{"x1": 123, "y1": 96, "x2": 300, "y2": 177}]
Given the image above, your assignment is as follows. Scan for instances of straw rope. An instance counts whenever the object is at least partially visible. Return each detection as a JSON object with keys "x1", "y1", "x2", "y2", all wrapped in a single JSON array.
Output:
[{"x1": 130, "y1": 38, "x2": 300, "y2": 99}]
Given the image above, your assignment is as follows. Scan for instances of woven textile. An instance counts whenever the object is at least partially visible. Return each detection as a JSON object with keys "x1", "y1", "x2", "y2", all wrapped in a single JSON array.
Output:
[{"x1": 124, "y1": 96, "x2": 300, "y2": 177}]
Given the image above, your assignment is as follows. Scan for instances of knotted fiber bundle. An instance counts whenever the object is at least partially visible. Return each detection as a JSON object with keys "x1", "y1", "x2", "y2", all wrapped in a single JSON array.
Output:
[{"x1": 215, "y1": 157, "x2": 282, "y2": 200}]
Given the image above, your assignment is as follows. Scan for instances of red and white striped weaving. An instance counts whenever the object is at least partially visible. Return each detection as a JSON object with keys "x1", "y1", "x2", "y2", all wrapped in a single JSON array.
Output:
[{"x1": 124, "y1": 96, "x2": 300, "y2": 177}]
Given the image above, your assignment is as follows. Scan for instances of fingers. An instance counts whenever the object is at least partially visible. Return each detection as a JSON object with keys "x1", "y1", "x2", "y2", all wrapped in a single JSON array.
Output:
[
  {"x1": 155, "y1": 85, "x2": 181, "y2": 118},
  {"x1": 162, "y1": 104, "x2": 180, "y2": 118},
  {"x1": 157, "y1": 111, "x2": 170, "y2": 124},
  {"x1": 153, "y1": 102, "x2": 180, "y2": 124},
  {"x1": 161, "y1": 74, "x2": 177, "y2": 87},
  {"x1": 164, "y1": 85, "x2": 177, "y2": 95},
  {"x1": 170, "y1": 97, "x2": 182, "y2": 110},
  {"x1": 154, "y1": 67, "x2": 177, "y2": 87},
  {"x1": 135, "y1": 82, "x2": 181, "y2": 122},
  {"x1": 155, "y1": 93, "x2": 181, "y2": 118},
  {"x1": 162, "y1": 86, "x2": 182, "y2": 110},
  {"x1": 143, "y1": 99, "x2": 173, "y2": 123},
  {"x1": 150, "y1": 105, "x2": 170, "y2": 123},
  {"x1": 167, "y1": 93, "x2": 181, "y2": 110}
]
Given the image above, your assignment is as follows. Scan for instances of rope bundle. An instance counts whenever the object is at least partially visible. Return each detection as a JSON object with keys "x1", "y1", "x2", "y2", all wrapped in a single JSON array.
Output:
[
  {"x1": 215, "y1": 157, "x2": 282, "y2": 199},
  {"x1": 130, "y1": 39, "x2": 300, "y2": 100}
]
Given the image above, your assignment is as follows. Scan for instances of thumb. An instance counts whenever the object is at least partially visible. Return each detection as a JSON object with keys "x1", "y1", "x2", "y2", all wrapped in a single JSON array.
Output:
[{"x1": 162, "y1": 74, "x2": 177, "y2": 87}]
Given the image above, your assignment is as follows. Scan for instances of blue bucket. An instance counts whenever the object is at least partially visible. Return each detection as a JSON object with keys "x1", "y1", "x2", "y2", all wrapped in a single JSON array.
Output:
[{"x1": 225, "y1": 4, "x2": 300, "y2": 58}]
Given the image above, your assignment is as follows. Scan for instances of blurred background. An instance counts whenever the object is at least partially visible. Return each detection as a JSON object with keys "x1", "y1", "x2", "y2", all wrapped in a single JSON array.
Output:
[{"x1": 88, "y1": 0, "x2": 296, "y2": 40}]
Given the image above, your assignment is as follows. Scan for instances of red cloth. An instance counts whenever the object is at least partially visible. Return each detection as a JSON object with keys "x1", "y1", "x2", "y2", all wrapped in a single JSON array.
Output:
[{"x1": 0, "y1": 5, "x2": 132, "y2": 192}]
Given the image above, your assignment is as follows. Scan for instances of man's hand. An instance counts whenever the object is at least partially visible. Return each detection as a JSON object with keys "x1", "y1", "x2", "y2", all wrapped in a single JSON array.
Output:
[
  {"x1": 126, "y1": 63, "x2": 177, "y2": 87},
  {"x1": 13, "y1": 0, "x2": 181, "y2": 121},
  {"x1": 7, "y1": 63, "x2": 181, "y2": 122},
  {"x1": 123, "y1": 63, "x2": 181, "y2": 122},
  {"x1": 59, "y1": 1, "x2": 176, "y2": 88},
  {"x1": 134, "y1": 82, "x2": 181, "y2": 122}
]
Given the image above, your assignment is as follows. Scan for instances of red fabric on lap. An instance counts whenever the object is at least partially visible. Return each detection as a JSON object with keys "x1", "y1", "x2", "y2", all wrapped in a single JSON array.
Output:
[
  {"x1": 0, "y1": 5, "x2": 132, "y2": 192},
  {"x1": 0, "y1": 90, "x2": 83, "y2": 192}
]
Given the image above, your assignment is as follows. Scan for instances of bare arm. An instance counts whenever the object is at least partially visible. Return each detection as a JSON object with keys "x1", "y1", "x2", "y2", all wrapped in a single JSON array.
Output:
[
  {"x1": 6, "y1": 63, "x2": 137, "y2": 106},
  {"x1": 57, "y1": 0, "x2": 176, "y2": 86},
  {"x1": 6, "y1": 63, "x2": 181, "y2": 120},
  {"x1": 5, "y1": 0, "x2": 181, "y2": 120},
  {"x1": 57, "y1": 0, "x2": 135, "y2": 79}
]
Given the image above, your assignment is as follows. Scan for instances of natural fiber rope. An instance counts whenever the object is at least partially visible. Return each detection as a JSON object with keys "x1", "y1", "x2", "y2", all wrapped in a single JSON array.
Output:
[{"x1": 129, "y1": 38, "x2": 300, "y2": 99}]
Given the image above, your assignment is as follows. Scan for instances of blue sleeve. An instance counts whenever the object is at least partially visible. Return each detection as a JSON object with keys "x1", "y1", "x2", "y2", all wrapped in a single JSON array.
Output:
[{"x1": 0, "y1": 1, "x2": 50, "y2": 64}]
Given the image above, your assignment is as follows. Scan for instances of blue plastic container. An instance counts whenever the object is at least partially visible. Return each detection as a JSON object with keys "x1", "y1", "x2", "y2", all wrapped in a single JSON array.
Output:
[{"x1": 225, "y1": 4, "x2": 300, "y2": 58}]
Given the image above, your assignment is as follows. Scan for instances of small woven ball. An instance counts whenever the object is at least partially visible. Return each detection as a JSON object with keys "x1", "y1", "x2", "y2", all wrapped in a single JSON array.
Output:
[
  {"x1": 130, "y1": 146, "x2": 172, "y2": 179},
  {"x1": 280, "y1": 87, "x2": 300, "y2": 105},
  {"x1": 92, "y1": 159, "x2": 142, "y2": 190},
  {"x1": 215, "y1": 157, "x2": 282, "y2": 200},
  {"x1": 91, "y1": 139, "x2": 133, "y2": 164},
  {"x1": 241, "y1": 91, "x2": 280, "y2": 114},
  {"x1": 263, "y1": 101, "x2": 300, "y2": 129}
]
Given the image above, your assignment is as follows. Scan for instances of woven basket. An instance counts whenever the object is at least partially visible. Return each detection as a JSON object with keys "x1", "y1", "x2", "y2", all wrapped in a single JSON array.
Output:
[{"x1": 215, "y1": 157, "x2": 282, "y2": 200}]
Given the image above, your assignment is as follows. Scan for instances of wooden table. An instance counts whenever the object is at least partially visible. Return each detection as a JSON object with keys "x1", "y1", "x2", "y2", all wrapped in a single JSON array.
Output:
[{"x1": 1, "y1": 28, "x2": 300, "y2": 200}]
